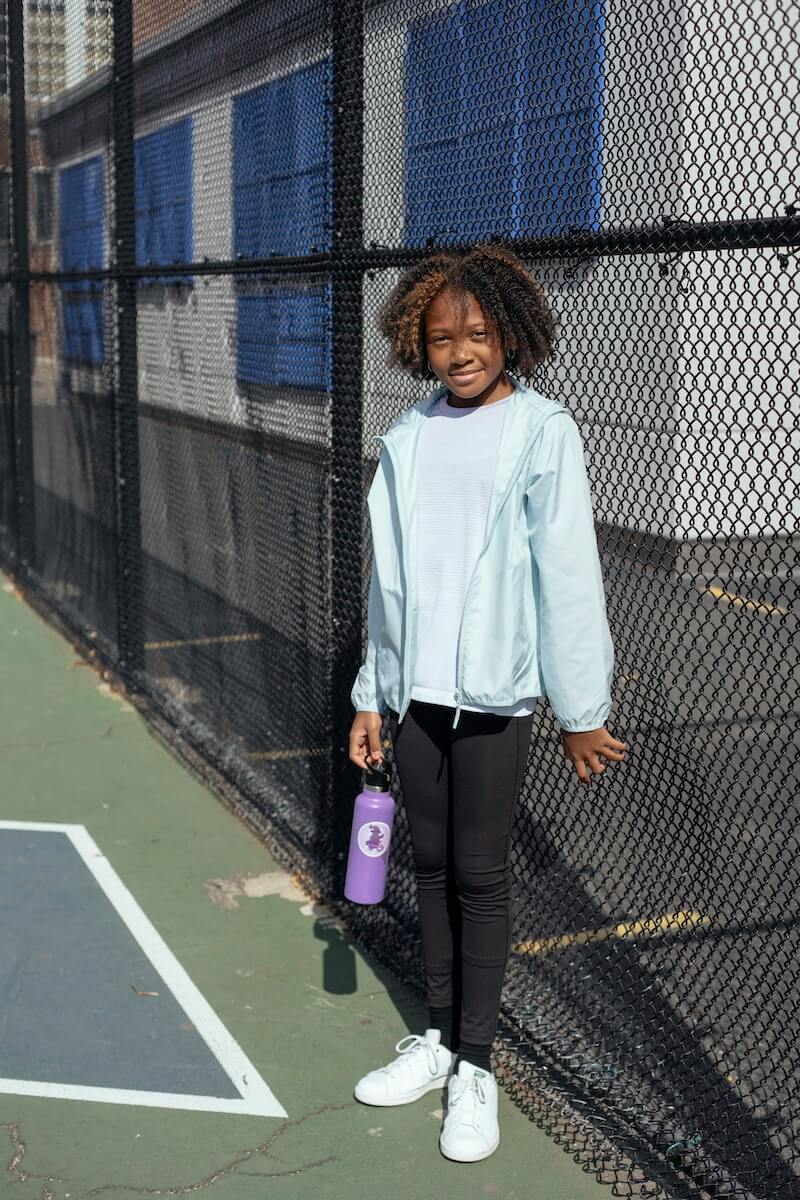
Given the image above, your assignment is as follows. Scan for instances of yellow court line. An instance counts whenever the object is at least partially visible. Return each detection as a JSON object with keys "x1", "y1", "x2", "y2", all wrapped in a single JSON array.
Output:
[
  {"x1": 513, "y1": 910, "x2": 712, "y2": 956},
  {"x1": 144, "y1": 632, "x2": 265, "y2": 650},
  {"x1": 705, "y1": 584, "x2": 788, "y2": 617}
]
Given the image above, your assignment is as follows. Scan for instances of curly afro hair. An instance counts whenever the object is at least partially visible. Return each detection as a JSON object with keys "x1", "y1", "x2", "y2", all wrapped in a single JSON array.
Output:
[{"x1": 376, "y1": 242, "x2": 558, "y2": 383}]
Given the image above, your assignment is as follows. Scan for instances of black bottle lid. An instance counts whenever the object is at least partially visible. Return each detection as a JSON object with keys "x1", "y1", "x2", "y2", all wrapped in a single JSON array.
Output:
[{"x1": 364, "y1": 755, "x2": 391, "y2": 791}]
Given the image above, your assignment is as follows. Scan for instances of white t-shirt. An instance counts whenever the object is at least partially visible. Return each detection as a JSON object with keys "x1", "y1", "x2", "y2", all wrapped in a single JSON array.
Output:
[{"x1": 410, "y1": 390, "x2": 536, "y2": 718}]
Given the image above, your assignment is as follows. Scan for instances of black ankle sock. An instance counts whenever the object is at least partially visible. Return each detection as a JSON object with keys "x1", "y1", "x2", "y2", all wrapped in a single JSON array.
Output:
[
  {"x1": 428, "y1": 1005, "x2": 453, "y2": 1051},
  {"x1": 454, "y1": 1041, "x2": 492, "y2": 1073}
]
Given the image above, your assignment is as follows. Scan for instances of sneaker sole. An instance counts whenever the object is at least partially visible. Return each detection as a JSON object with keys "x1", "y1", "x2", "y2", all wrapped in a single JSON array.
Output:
[
  {"x1": 353, "y1": 1076, "x2": 449, "y2": 1106},
  {"x1": 439, "y1": 1131, "x2": 500, "y2": 1162}
]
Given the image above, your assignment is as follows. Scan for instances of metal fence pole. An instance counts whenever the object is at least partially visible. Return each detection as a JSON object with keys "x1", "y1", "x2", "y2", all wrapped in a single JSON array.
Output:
[
  {"x1": 330, "y1": 0, "x2": 365, "y2": 892},
  {"x1": 111, "y1": 0, "x2": 144, "y2": 676},
  {"x1": 8, "y1": 0, "x2": 34, "y2": 576}
]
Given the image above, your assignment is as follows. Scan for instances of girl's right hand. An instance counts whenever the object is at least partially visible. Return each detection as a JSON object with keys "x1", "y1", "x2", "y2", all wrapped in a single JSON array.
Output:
[{"x1": 349, "y1": 711, "x2": 384, "y2": 771}]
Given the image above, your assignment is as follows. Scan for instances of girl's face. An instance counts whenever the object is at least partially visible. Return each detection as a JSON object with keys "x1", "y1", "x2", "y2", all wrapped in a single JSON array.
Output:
[{"x1": 424, "y1": 288, "x2": 515, "y2": 405}]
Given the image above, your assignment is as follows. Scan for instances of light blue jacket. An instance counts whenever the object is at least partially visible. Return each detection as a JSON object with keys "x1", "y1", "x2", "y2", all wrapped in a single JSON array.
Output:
[{"x1": 350, "y1": 375, "x2": 615, "y2": 732}]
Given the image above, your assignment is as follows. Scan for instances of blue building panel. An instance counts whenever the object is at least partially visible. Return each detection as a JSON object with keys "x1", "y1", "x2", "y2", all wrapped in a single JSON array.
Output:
[
  {"x1": 62, "y1": 294, "x2": 104, "y2": 365},
  {"x1": 238, "y1": 284, "x2": 331, "y2": 391},
  {"x1": 404, "y1": 0, "x2": 604, "y2": 245},
  {"x1": 233, "y1": 58, "x2": 332, "y2": 391},
  {"x1": 59, "y1": 154, "x2": 105, "y2": 363},
  {"x1": 135, "y1": 117, "x2": 193, "y2": 285},
  {"x1": 233, "y1": 59, "x2": 331, "y2": 259},
  {"x1": 405, "y1": 5, "x2": 466, "y2": 244}
]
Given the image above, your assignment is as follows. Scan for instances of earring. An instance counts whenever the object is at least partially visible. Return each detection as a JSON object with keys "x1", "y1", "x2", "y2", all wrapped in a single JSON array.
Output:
[{"x1": 505, "y1": 348, "x2": 516, "y2": 362}]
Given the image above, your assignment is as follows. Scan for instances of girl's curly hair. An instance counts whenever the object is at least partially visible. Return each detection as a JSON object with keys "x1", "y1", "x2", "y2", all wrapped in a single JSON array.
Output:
[{"x1": 376, "y1": 242, "x2": 558, "y2": 382}]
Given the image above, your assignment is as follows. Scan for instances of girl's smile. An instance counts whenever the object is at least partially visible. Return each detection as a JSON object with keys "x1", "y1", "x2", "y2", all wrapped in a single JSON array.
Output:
[{"x1": 426, "y1": 288, "x2": 516, "y2": 408}]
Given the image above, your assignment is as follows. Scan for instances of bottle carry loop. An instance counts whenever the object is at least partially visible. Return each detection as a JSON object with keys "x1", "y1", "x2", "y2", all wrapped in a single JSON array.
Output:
[{"x1": 363, "y1": 749, "x2": 392, "y2": 792}]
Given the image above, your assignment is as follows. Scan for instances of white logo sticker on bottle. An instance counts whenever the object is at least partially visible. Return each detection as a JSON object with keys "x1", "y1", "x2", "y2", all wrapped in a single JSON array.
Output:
[{"x1": 357, "y1": 820, "x2": 391, "y2": 858}]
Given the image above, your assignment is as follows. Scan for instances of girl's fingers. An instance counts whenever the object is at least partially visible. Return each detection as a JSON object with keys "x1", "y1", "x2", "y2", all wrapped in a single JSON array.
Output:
[
  {"x1": 575, "y1": 754, "x2": 611, "y2": 782},
  {"x1": 572, "y1": 756, "x2": 591, "y2": 784},
  {"x1": 567, "y1": 741, "x2": 628, "y2": 784}
]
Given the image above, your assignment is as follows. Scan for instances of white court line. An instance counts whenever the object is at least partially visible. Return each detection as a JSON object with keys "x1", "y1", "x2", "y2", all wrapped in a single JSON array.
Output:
[{"x1": 0, "y1": 820, "x2": 288, "y2": 1118}]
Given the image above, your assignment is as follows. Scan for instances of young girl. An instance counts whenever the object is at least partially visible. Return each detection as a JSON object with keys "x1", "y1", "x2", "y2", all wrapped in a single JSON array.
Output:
[{"x1": 348, "y1": 243, "x2": 627, "y2": 1163}]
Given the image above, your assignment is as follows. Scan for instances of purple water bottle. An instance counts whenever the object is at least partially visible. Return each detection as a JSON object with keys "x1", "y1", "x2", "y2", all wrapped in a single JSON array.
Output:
[{"x1": 344, "y1": 754, "x2": 396, "y2": 904}]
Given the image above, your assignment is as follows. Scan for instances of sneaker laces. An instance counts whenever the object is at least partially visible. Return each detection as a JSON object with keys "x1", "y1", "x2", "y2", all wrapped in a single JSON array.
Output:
[
  {"x1": 381, "y1": 1033, "x2": 440, "y2": 1077},
  {"x1": 448, "y1": 1072, "x2": 488, "y2": 1130}
]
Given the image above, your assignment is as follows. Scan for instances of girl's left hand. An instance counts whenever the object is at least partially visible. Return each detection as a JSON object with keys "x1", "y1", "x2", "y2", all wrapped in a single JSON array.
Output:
[{"x1": 561, "y1": 726, "x2": 628, "y2": 785}]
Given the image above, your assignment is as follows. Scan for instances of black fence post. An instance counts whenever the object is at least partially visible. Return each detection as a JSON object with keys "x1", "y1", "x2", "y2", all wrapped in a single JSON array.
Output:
[
  {"x1": 8, "y1": 0, "x2": 34, "y2": 576},
  {"x1": 111, "y1": 0, "x2": 144, "y2": 678},
  {"x1": 330, "y1": 0, "x2": 365, "y2": 894}
]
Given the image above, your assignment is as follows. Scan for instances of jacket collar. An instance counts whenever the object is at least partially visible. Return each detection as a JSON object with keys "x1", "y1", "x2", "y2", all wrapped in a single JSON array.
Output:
[
  {"x1": 374, "y1": 375, "x2": 548, "y2": 488},
  {"x1": 375, "y1": 372, "x2": 530, "y2": 440}
]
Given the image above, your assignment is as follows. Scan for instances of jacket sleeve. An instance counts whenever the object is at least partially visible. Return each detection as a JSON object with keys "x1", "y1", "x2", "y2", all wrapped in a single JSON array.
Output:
[
  {"x1": 525, "y1": 410, "x2": 615, "y2": 733},
  {"x1": 350, "y1": 527, "x2": 389, "y2": 716}
]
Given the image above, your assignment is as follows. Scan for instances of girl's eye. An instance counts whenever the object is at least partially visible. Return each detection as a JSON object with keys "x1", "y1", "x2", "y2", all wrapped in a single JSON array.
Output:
[{"x1": 431, "y1": 333, "x2": 485, "y2": 343}]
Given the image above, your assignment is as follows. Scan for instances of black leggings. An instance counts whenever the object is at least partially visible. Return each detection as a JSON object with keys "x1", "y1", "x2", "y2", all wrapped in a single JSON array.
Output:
[{"x1": 386, "y1": 699, "x2": 534, "y2": 1052}]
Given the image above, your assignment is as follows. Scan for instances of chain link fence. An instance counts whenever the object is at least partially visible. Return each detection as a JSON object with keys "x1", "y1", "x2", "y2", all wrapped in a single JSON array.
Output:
[{"x1": 0, "y1": 1, "x2": 798, "y2": 1195}]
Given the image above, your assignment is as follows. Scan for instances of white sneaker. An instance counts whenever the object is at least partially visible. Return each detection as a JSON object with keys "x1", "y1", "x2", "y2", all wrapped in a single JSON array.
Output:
[
  {"x1": 439, "y1": 1060, "x2": 500, "y2": 1162},
  {"x1": 353, "y1": 1028, "x2": 454, "y2": 1106}
]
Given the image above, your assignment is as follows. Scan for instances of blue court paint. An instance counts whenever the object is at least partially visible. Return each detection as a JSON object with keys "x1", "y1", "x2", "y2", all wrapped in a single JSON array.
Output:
[{"x1": 0, "y1": 823, "x2": 286, "y2": 1116}]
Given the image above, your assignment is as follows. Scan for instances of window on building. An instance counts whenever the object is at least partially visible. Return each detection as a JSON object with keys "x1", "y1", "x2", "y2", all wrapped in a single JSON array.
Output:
[
  {"x1": 134, "y1": 116, "x2": 193, "y2": 285},
  {"x1": 35, "y1": 170, "x2": 53, "y2": 241},
  {"x1": 232, "y1": 58, "x2": 332, "y2": 392},
  {"x1": 404, "y1": 0, "x2": 604, "y2": 245},
  {"x1": 25, "y1": 1, "x2": 67, "y2": 100},
  {"x1": 59, "y1": 154, "x2": 104, "y2": 364}
]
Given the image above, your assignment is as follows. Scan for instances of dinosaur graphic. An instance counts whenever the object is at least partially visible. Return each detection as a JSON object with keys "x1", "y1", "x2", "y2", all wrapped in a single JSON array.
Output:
[{"x1": 365, "y1": 824, "x2": 385, "y2": 853}]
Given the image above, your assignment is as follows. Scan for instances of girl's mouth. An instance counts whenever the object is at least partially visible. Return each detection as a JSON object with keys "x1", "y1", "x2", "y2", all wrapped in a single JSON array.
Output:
[{"x1": 450, "y1": 369, "x2": 482, "y2": 381}]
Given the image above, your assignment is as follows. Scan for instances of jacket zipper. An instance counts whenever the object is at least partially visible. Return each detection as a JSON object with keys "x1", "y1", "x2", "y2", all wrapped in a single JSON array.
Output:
[{"x1": 449, "y1": 428, "x2": 541, "y2": 729}]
